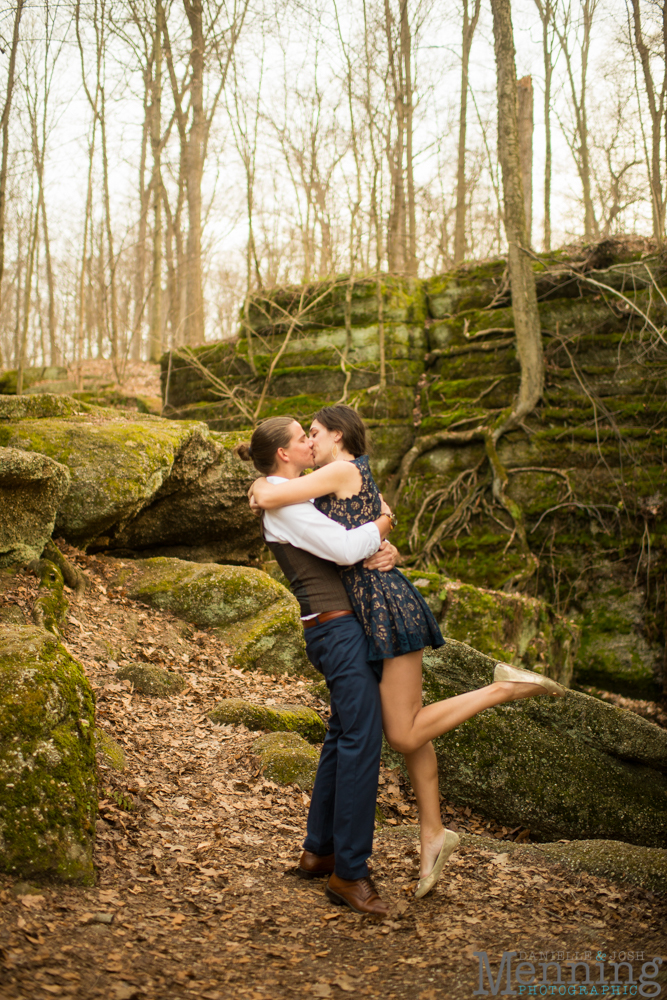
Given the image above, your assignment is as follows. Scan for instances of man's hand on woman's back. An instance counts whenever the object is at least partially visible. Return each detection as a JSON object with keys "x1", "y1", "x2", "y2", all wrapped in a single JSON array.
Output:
[{"x1": 364, "y1": 541, "x2": 399, "y2": 572}]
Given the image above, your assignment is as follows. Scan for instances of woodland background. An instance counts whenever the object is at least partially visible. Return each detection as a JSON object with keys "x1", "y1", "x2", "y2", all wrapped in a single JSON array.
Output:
[{"x1": 0, "y1": 0, "x2": 662, "y2": 381}]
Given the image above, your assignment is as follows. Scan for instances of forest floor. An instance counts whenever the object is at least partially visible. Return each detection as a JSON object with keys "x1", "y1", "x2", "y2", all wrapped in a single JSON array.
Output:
[{"x1": 1, "y1": 551, "x2": 666, "y2": 1000}]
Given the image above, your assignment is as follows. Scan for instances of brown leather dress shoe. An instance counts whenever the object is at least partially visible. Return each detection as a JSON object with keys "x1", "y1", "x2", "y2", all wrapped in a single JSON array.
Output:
[
  {"x1": 297, "y1": 850, "x2": 336, "y2": 880},
  {"x1": 325, "y1": 873, "x2": 389, "y2": 916}
]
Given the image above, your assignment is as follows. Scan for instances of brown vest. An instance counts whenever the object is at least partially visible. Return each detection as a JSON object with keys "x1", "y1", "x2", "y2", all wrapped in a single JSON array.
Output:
[{"x1": 265, "y1": 539, "x2": 351, "y2": 617}]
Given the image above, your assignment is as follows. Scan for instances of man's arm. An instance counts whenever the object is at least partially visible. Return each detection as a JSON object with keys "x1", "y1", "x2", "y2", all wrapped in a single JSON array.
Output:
[{"x1": 263, "y1": 500, "x2": 393, "y2": 566}]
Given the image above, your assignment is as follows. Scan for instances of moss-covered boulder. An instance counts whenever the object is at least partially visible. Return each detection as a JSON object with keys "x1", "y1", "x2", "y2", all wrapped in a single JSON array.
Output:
[
  {"x1": 0, "y1": 447, "x2": 70, "y2": 568},
  {"x1": 116, "y1": 663, "x2": 186, "y2": 697},
  {"x1": 381, "y1": 638, "x2": 667, "y2": 848},
  {"x1": 209, "y1": 698, "x2": 325, "y2": 743},
  {"x1": 0, "y1": 399, "x2": 262, "y2": 561},
  {"x1": 530, "y1": 839, "x2": 667, "y2": 893},
  {"x1": 111, "y1": 557, "x2": 310, "y2": 676},
  {"x1": 403, "y1": 570, "x2": 578, "y2": 687},
  {"x1": 0, "y1": 625, "x2": 97, "y2": 883},
  {"x1": 252, "y1": 731, "x2": 320, "y2": 789}
]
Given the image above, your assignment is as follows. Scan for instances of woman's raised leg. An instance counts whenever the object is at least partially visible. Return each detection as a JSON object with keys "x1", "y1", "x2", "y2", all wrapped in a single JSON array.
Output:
[{"x1": 380, "y1": 650, "x2": 553, "y2": 757}]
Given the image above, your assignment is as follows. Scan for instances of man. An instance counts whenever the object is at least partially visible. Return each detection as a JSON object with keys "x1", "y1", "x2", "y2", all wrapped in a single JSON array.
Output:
[{"x1": 248, "y1": 419, "x2": 397, "y2": 916}]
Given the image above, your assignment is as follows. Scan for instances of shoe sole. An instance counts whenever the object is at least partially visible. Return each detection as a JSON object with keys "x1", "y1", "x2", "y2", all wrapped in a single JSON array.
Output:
[
  {"x1": 325, "y1": 884, "x2": 387, "y2": 916},
  {"x1": 296, "y1": 867, "x2": 333, "y2": 880}
]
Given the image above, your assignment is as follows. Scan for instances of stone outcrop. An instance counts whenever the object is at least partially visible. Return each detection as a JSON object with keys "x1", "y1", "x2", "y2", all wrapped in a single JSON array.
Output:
[
  {"x1": 381, "y1": 638, "x2": 667, "y2": 847},
  {"x1": 0, "y1": 624, "x2": 97, "y2": 883},
  {"x1": 160, "y1": 240, "x2": 667, "y2": 698},
  {"x1": 110, "y1": 557, "x2": 311, "y2": 676},
  {"x1": 0, "y1": 447, "x2": 70, "y2": 568},
  {"x1": 0, "y1": 394, "x2": 263, "y2": 563},
  {"x1": 252, "y1": 731, "x2": 320, "y2": 789},
  {"x1": 209, "y1": 698, "x2": 326, "y2": 743},
  {"x1": 404, "y1": 569, "x2": 577, "y2": 686}
]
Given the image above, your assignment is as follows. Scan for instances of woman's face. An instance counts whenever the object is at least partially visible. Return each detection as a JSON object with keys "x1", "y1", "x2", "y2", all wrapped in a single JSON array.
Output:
[{"x1": 309, "y1": 419, "x2": 342, "y2": 467}]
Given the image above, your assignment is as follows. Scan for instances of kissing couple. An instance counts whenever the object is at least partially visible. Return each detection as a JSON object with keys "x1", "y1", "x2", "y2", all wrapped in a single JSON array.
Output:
[{"x1": 238, "y1": 404, "x2": 564, "y2": 916}]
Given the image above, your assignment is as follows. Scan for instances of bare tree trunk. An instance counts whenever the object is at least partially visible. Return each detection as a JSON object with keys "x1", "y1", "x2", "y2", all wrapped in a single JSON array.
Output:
[
  {"x1": 534, "y1": 0, "x2": 554, "y2": 250},
  {"x1": 492, "y1": 0, "x2": 543, "y2": 420},
  {"x1": 0, "y1": 0, "x2": 25, "y2": 318},
  {"x1": 132, "y1": 80, "x2": 151, "y2": 361},
  {"x1": 554, "y1": 0, "x2": 599, "y2": 240},
  {"x1": 630, "y1": 0, "x2": 667, "y2": 241},
  {"x1": 401, "y1": 0, "x2": 417, "y2": 275},
  {"x1": 182, "y1": 0, "x2": 205, "y2": 345},
  {"x1": 517, "y1": 75, "x2": 533, "y2": 245},
  {"x1": 17, "y1": 202, "x2": 39, "y2": 395},
  {"x1": 454, "y1": 0, "x2": 481, "y2": 265},
  {"x1": 150, "y1": 0, "x2": 164, "y2": 362}
]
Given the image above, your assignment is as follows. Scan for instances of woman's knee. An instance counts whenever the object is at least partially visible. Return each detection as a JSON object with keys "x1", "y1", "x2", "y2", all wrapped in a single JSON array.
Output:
[{"x1": 384, "y1": 728, "x2": 419, "y2": 755}]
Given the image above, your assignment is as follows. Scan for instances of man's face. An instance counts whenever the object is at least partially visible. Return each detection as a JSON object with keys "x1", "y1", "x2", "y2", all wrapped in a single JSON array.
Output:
[{"x1": 282, "y1": 421, "x2": 314, "y2": 472}]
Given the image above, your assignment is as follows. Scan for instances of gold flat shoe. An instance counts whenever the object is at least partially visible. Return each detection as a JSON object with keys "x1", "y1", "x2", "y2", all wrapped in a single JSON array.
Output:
[
  {"x1": 414, "y1": 829, "x2": 460, "y2": 900},
  {"x1": 494, "y1": 661, "x2": 566, "y2": 697}
]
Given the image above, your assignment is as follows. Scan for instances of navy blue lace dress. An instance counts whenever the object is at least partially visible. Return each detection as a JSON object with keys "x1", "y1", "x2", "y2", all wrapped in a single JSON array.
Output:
[{"x1": 313, "y1": 455, "x2": 445, "y2": 667}]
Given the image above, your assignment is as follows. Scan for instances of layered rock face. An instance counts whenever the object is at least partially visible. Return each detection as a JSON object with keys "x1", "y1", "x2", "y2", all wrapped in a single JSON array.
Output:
[
  {"x1": 0, "y1": 394, "x2": 263, "y2": 564},
  {"x1": 161, "y1": 240, "x2": 667, "y2": 698}
]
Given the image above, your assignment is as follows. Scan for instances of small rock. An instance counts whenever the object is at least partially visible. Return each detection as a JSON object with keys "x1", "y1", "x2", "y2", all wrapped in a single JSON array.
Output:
[
  {"x1": 10, "y1": 881, "x2": 43, "y2": 897},
  {"x1": 209, "y1": 698, "x2": 325, "y2": 743},
  {"x1": 252, "y1": 731, "x2": 320, "y2": 790},
  {"x1": 95, "y1": 729, "x2": 125, "y2": 771},
  {"x1": 116, "y1": 663, "x2": 186, "y2": 697}
]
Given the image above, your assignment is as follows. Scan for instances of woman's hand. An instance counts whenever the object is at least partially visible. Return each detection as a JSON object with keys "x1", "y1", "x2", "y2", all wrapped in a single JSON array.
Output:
[
  {"x1": 251, "y1": 477, "x2": 271, "y2": 506},
  {"x1": 249, "y1": 495, "x2": 264, "y2": 517}
]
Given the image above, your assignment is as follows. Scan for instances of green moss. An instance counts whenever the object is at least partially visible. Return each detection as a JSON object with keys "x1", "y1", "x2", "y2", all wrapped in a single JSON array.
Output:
[
  {"x1": 0, "y1": 625, "x2": 97, "y2": 883},
  {"x1": 252, "y1": 731, "x2": 320, "y2": 789},
  {"x1": 209, "y1": 698, "x2": 325, "y2": 743},
  {"x1": 95, "y1": 729, "x2": 125, "y2": 771},
  {"x1": 221, "y1": 598, "x2": 312, "y2": 677},
  {"x1": 32, "y1": 561, "x2": 68, "y2": 637},
  {"x1": 116, "y1": 663, "x2": 186, "y2": 697},
  {"x1": 116, "y1": 557, "x2": 288, "y2": 628}
]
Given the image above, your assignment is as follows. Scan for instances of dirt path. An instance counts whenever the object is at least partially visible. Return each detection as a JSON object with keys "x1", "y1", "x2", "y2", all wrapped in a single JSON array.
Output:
[{"x1": 1, "y1": 555, "x2": 665, "y2": 1000}]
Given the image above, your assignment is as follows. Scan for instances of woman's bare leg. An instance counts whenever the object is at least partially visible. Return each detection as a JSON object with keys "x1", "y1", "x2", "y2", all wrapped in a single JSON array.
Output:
[
  {"x1": 403, "y1": 742, "x2": 446, "y2": 877},
  {"x1": 380, "y1": 650, "x2": 552, "y2": 756}
]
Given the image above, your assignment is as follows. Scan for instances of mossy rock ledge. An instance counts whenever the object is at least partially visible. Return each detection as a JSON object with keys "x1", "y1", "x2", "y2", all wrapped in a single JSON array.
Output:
[
  {"x1": 0, "y1": 625, "x2": 97, "y2": 883},
  {"x1": 111, "y1": 557, "x2": 312, "y2": 677},
  {"x1": 209, "y1": 698, "x2": 325, "y2": 743},
  {"x1": 0, "y1": 446, "x2": 70, "y2": 568},
  {"x1": 0, "y1": 396, "x2": 262, "y2": 562},
  {"x1": 381, "y1": 638, "x2": 667, "y2": 848},
  {"x1": 252, "y1": 732, "x2": 320, "y2": 789}
]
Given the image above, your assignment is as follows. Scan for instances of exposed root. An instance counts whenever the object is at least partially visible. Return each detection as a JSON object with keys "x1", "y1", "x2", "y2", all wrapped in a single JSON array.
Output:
[{"x1": 43, "y1": 539, "x2": 89, "y2": 599}]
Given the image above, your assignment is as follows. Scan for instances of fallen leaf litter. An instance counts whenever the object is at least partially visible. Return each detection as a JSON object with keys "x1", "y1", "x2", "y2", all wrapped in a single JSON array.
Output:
[{"x1": 0, "y1": 549, "x2": 665, "y2": 999}]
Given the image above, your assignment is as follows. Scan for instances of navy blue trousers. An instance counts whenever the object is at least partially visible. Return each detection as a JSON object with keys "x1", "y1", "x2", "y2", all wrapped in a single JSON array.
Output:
[{"x1": 302, "y1": 616, "x2": 382, "y2": 880}]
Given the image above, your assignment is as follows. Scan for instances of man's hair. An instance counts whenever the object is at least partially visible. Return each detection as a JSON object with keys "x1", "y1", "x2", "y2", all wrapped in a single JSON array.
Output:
[
  {"x1": 235, "y1": 416, "x2": 297, "y2": 475},
  {"x1": 313, "y1": 404, "x2": 368, "y2": 458}
]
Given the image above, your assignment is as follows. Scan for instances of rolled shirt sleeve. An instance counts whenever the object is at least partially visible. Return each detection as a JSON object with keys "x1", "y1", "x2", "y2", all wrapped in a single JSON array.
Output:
[{"x1": 261, "y1": 487, "x2": 381, "y2": 566}]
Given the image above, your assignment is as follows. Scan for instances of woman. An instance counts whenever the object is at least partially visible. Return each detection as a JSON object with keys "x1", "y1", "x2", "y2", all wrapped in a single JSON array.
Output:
[{"x1": 250, "y1": 405, "x2": 564, "y2": 899}]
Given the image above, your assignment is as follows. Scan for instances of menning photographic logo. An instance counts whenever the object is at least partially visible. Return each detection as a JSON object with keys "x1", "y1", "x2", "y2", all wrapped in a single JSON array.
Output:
[{"x1": 472, "y1": 950, "x2": 664, "y2": 996}]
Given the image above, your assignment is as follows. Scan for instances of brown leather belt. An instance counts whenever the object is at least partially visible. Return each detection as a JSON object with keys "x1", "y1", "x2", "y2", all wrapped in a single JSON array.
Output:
[{"x1": 302, "y1": 610, "x2": 354, "y2": 630}]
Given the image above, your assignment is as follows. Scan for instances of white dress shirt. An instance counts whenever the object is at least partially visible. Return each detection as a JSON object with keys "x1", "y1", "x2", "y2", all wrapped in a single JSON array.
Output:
[
  {"x1": 262, "y1": 476, "x2": 381, "y2": 621},
  {"x1": 262, "y1": 475, "x2": 381, "y2": 566}
]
